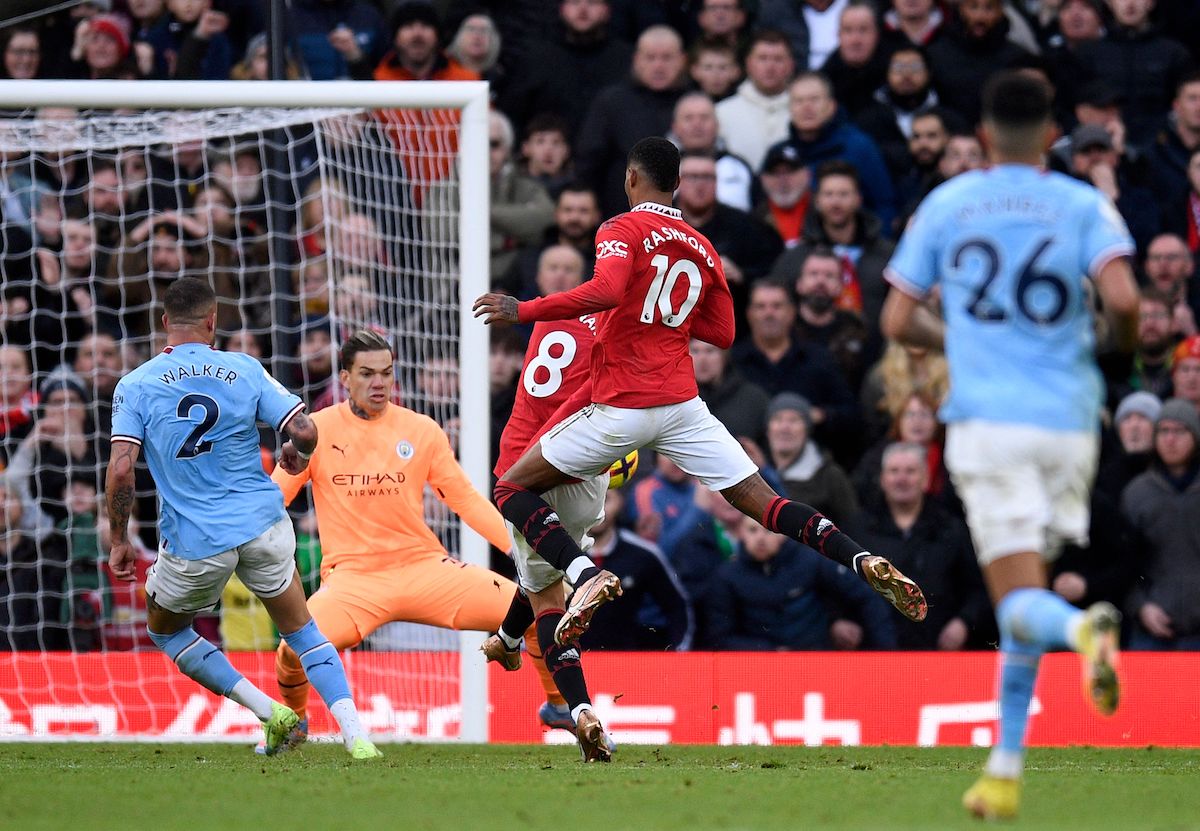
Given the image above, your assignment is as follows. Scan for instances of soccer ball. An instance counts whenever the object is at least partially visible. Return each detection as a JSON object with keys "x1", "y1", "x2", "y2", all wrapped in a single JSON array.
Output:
[{"x1": 607, "y1": 450, "x2": 639, "y2": 489}]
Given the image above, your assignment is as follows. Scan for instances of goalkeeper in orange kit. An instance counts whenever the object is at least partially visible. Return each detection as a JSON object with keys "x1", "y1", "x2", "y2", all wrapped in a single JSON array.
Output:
[{"x1": 261, "y1": 330, "x2": 569, "y2": 752}]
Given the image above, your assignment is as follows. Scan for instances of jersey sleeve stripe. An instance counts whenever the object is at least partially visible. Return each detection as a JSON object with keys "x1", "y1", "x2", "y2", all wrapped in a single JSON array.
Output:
[
  {"x1": 111, "y1": 435, "x2": 142, "y2": 446},
  {"x1": 883, "y1": 266, "x2": 929, "y2": 300},
  {"x1": 277, "y1": 401, "x2": 305, "y2": 432},
  {"x1": 1088, "y1": 242, "x2": 1137, "y2": 280}
]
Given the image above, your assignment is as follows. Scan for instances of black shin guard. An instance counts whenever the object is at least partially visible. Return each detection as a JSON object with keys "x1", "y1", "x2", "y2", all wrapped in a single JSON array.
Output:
[
  {"x1": 495, "y1": 481, "x2": 583, "y2": 571},
  {"x1": 499, "y1": 588, "x2": 535, "y2": 642},
  {"x1": 763, "y1": 496, "x2": 866, "y2": 571},
  {"x1": 536, "y1": 609, "x2": 589, "y2": 711}
]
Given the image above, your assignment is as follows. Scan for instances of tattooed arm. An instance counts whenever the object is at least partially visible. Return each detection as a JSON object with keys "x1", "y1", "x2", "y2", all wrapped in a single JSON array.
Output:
[{"x1": 106, "y1": 439, "x2": 142, "y2": 581}]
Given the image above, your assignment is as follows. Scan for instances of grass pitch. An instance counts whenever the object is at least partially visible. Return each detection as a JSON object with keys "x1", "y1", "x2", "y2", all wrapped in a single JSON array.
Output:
[{"x1": 1, "y1": 744, "x2": 1198, "y2": 831}]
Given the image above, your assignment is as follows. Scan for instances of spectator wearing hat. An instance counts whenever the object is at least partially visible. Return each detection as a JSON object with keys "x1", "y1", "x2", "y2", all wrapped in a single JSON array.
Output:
[
  {"x1": 1121, "y1": 398, "x2": 1200, "y2": 649},
  {"x1": 762, "y1": 391, "x2": 858, "y2": 524},
  {"x1": 1069, "y1": 123, "x2": 1160, "y2": 254},
  {"x1": 290, "y1": 0, "x2": 386, "y2": 81},
  {"x1": 370, "y1": 2, "x2": 476, "y2": 82},
  {"x1": 845, "y1": 442, "x2": 989, "y2": 650},
  {"x1": 755, "y1": 142, "x2": 812, "y2": 246},
  {"x1": 1147, "y1": 72, "x2": 1200, "y2": 213},
  {"x1": 69, "y1": 12, "x2": 141, "y2": 79},
  {"x1": 1096, "y1": 391, "x2": 1162, "y2": 502},
  {"x1": 142, "y1": 0, "x2": 233, "y2": 80},
  {"x1": 667, "y1": 92, "x2": 756, "y2": 212},
  {"x1": 1049, "y1": 81, "x2": 1149, "y2": 187},
  {"x1": 1074, "y1": 0, "x2": 1192, "y2": 145},
  {"x1": 1170, "y1": 334, "x2": 1200, "y2": 417},
  {"x1": 230, "y1": 31, "x2": 302, "y2": 80}
]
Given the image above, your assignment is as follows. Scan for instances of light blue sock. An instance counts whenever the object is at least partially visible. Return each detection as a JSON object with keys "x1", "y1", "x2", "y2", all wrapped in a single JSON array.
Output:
[
  {"x1": 282, "y1": 619, "x2": 352, "y2": 707},
  {"x1": 149, "y1": 627, "x2": 242, "y2": 696},
  {"x1": 996, "y1": 636, "x2": 1042, "y2": 755},
  {"x1": 997, "y1": 587, "x2": 1082, "y2": 651}
]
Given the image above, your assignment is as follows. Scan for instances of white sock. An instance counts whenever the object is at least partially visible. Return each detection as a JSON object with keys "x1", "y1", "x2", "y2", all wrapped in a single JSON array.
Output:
[
  {"x1": 565, "y1": 556, "x2": 595, "y2": 585},
  {"x1": 570, "y1": 703, "x2": 593, "y2": 722},
  {"x1": 985, "y1": 748, "x2": 1024, "y2": 780},
  {"x1": 498, "y1": 627, "x2": 521, "y2": 650},
  {"x1": 229, "y1": 679, "x2": 276, "y2": 722},
  {"x1": 330, "y1": 698, "x2": 366, "y2": 747}
]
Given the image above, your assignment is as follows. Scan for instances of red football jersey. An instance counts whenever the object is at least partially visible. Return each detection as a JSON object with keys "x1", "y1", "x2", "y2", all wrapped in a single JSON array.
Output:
[
  {"x1": 517, "y1": 202, "x2": 735, "y2": 408},
  {"x1": 494, "y1": 315, "x2": 598, "y2": 478}
]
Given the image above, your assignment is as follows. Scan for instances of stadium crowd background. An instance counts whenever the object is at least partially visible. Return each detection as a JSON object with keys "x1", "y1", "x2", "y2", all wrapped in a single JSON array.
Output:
[{"x1": 0, "y1": 0, "x2": 1198, "y2": 656}]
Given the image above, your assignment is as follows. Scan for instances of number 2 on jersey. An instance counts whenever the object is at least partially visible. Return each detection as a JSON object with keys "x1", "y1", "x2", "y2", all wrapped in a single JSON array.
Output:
[
  {"x1": 640, "y1": 255, "x2": 701, "y2": 328},
  {"x1": 175, "y1": 393, "x2": 220, "y2": 459},
  {"x1": 523, "y1": 331, "x2": 577, "y2": 398}
]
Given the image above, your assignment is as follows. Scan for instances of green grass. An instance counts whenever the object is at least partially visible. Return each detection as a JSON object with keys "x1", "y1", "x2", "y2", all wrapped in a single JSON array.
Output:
[{"x1": 1, "y1": 744, "x2": 1198, "y2": 831}]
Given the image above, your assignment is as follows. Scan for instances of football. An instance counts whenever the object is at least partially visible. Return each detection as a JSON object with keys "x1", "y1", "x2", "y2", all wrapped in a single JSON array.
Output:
[{"x1": 606, "y1": 450, "x2": 639, "y2": 489}]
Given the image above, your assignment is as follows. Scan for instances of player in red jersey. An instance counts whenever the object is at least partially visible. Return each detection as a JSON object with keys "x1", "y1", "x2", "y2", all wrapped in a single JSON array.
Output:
[
  {"x1": 475, "y1": 138, "x2": 928, "y2": 645},
  {"x1": 483, "y1": 305, "x2": 615, "y2": 760}
]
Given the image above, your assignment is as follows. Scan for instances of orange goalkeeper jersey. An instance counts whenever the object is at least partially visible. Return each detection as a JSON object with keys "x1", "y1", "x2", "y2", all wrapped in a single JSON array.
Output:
[{"x1": 271, "y1": 401, "x2": 510, "y2": 573}]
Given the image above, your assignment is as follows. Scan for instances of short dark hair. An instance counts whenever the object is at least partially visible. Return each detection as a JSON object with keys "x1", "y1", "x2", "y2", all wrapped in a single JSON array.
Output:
[
  {"x1": 1177, "y1": 69, "x2": 1200, "y2": 98},
  {"x1": 340, "y1": 329, "x2": 393, "y2": 371},
  {"x1": 982, "y1": 70, "x2": 1053, "y2": 129},
  {"x1": 163, "y1": 277, "x2": 216, "y2": 323},
  {"x1": 802, "y1": 245, "x2": 841, "y2": 270},
  {"x1": 557, "y1": 182, "x2": 597, "y2": 204},
  {"x1": 746, "y1": 28, "x2": 792, "y2": 56},
  {"x1": 523, "y1": 112, "x2": 569, "y2": 143},
  {"x1": 628, "y1": 136, "x2": 680, "y2": 192},
  {"x1": 814, "y1": 159, "x2": 861, "y2": 191}
]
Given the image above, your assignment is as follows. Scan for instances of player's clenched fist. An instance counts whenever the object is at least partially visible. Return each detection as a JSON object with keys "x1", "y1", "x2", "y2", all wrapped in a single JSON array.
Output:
[
  {"x1": 472, "y1": 293, "x2": 518, "y2": 325},
  {"x1": 278, "y1": 441, "x2": 310, "y2": 475}
]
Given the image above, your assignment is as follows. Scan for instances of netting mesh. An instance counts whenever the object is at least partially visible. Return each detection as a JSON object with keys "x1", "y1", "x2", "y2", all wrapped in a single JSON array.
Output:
[{"x1": 0, "y1": 102, "x2": 475, "y2": 738}]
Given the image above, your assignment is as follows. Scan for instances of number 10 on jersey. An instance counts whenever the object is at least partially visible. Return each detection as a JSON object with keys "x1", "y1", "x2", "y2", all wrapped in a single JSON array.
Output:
[{"x1": 640, "y1": 255, "x2": 702, "y2": 328}]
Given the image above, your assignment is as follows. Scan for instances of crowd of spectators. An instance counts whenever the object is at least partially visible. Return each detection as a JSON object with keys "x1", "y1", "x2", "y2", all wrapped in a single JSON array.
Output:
[{"x1": 1, "y1": 0, "x2": 1199, "y2": 655}]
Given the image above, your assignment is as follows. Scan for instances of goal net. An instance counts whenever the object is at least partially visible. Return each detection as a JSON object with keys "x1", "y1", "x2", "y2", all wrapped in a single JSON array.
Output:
[{"x1": 0, "y1": 81, "x2": 491, "y2": 742}]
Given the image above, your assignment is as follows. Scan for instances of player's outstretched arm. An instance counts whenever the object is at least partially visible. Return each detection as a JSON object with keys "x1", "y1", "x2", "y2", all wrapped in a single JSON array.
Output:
[
  {"x1": 881, "y1": 287, "x2": 945, "y2": 351},
  {"x1": 279, "y1": 410, "x2": 318, "y2": 475},
  {"x1": 105, "y1": 440, "x2": 142, "y2": 582}
]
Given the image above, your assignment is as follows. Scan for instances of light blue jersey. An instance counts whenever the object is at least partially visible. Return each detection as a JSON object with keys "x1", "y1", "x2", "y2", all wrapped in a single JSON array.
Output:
[
  {"x1": 887, "y1": 165, "x2": 1134, "y2": 431},
  {"x1": 111, "y1": 343, "x2": 304, "y2": 560}
]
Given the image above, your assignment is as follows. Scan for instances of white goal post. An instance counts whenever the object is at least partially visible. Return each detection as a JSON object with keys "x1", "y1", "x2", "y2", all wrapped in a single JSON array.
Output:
[{"x1": 0, "y1": 80, "x2": 493, "y2": 742}]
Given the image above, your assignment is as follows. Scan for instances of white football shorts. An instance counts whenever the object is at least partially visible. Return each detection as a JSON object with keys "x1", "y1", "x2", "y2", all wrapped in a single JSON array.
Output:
[
  {"x1": 540, "y1": 396, "x2": 758, "y2": 491},
  {"x1": 146, "y1": 516, "x2": 296, "y2": 614},
  {"x1": 509, "y1": 475, "x2": 609, "y2": 593},
  {"x1": 945, "y1": 420, "x2": 1098, "y2": 566}
]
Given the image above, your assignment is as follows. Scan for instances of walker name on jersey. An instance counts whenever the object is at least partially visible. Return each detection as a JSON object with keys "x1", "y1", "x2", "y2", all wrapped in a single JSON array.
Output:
[
  {"x1": 640, "y1": 226, "x2": 716, "y2": 267},
  {"x1": 157, "y1": 365, "x2": 239, "y2": 386}
]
